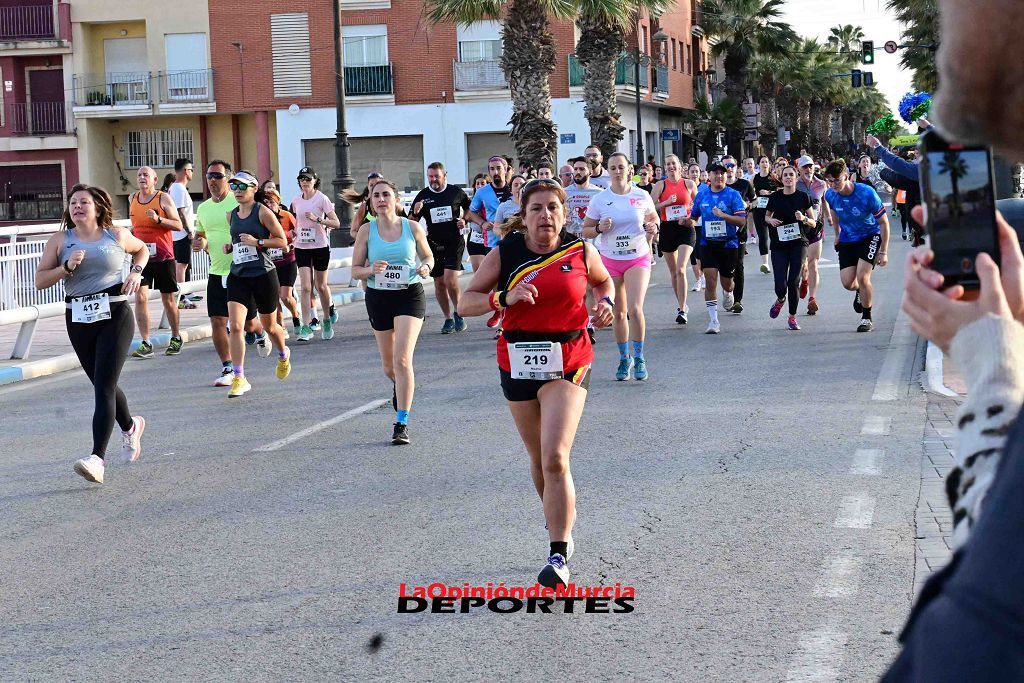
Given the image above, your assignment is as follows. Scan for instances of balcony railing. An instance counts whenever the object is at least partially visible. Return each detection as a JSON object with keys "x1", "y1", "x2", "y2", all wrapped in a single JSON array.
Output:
[
  {"x1": 0, "y1": 4, "x2": 65, "y2": 41},
  {"x1": 568, "y1": 55, "x2": 649, "y2": 89},
  {"x1": 653, "y1": 65, "x2": 669, "y2": 95},
  {"x1": 72, "y1": 72, "x2": 151, "y2": 107},
  {"x1": 158, "y1": 69, "x2": 214, "y2": 103},
  {"x1": 10, "y1": 101, "x2": 72, "y2": 135},
  {"x1": 453, "y1": 59, "x2": 507, "y2": 91},
  {"x1": 344, "y1": 64, "x2": 392, "y2": 96}
]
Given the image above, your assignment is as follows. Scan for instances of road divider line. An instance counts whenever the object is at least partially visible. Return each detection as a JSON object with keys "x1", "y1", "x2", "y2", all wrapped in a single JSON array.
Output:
[
  {"x1": 813, "y1": 553, "x2": 862, "y2": 598},
  {"x1": 860, "y1": 415, "x2": 892, "y2": 436},
  {"x1": 872, "y1": 302, "x2": 914, "y2": 401},
  {"x1": 785, "y1": 629, "x2": 848, "y2": 682},
  {"x1": 834, "y1": 493, "x2": 876, "y2": 529},
  {"x1": 849, "y1": 449, "x2": 884, "y2": 476},
  {"x1": 253, "y1": 399, "x2": 390, "y2": 452}
]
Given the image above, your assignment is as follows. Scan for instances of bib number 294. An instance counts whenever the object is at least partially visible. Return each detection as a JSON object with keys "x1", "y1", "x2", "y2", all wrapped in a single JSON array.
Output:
[{"x1": 509, "y1": 341, "x2": 563, "y2": 380}]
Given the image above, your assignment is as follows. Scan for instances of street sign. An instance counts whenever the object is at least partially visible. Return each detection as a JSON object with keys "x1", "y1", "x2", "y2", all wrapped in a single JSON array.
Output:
[
  {"x1": 560, "y1": 133, "x2": 576, "y2": 145},
  {"x1": 744, "y1": 129, "x2": 759, "y2": 142},
  {"x1": 743, "y1": 114, "x2": 759, "y2": 128},
  {"x1": 741, "y1": 102, "x2": 760, "y2": 116},
  {"x1": 884, "y1": 40, "x2": 899, "y2": 54},
  {"x1": 661, "y1": 129, "x2": 681, "y2": 141},
  {"x1": 785, "y1": 130, "x2": 792, "y2": 142}
]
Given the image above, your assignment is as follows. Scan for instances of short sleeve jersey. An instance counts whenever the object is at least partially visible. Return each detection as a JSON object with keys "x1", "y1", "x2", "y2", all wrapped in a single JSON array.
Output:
[
  {"x1": 589, "y1": 171, "x2": 611, "y2": 190},
  {"x1": 584, "y1": 187, "x2": 656, "y2": 260},
  {"x1": 290, "y1": 191, "x2": 335, "y2": 250},
  {"x1": 493, "y1": 199, "x2": 521, "y2": 225},
  {"x1": 469, "y1": 183, "x2": 511, "y2": 247},
  {"x1": 825, "y1": 183, "x2": 886, "y2": 243},
  {"x1": 689, "y1": 186, "x2": 747, "y2": 249},
  {"x1": 564, "y1": 184, "x2": 602, "y2": 236},
  {"x1": 195, "y1": 193, "x2": 240, "y2": 277},
  {"x1": 167, "y1": 182, "x2": 194, "y2": 239},
  {"x1": 414, "y1": 184, "x2": 471, "y2": 243}
]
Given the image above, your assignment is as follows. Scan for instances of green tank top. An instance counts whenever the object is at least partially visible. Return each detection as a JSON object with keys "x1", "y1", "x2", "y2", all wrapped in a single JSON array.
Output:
[{"x1": 367, "y1": 217, "x2": 420, "y2": 290}]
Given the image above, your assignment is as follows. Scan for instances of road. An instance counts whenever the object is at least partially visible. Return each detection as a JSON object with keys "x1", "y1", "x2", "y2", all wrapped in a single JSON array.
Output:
[{"x1": 0, "y1": 237, "x2": 928, "y2": 682}]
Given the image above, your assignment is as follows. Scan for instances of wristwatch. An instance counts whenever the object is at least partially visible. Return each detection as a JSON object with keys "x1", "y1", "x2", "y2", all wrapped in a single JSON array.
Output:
[
  {"x1": 62, "y1": 259, "x2": 75, "y2": 275},
  {"x1": 258, "y1": 239, "x2": 265, "y2": 248},
  {"x1": 130, "y1": 264, "x2": 144, "y2": 274},
  {"x1": 600, "y1": 295, "x2": 614, "y2": 308}
]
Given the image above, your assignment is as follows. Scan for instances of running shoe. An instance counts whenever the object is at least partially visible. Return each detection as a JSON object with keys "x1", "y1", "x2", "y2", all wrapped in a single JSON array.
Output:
[
  {"x1": 392, "y1": 423, "x2": 410, "y2": 445},
  {"x1": 853, "y1": 291, "x2": 863, "y2": 314},
  {"x1": 723, "y1": 291, "x2": 735, "y2": 310},
  {"x1": 245, "y1": 331, "x2": 257, "y2": 346},
  {"x1": 699, "y1": 275, "x2": 706, "y2": 290},
  {"x1": 276, "y1": 348, "x2": 292, "y2": 380},
  {"x1": 178, "y1": 299, "x2": 197, "y2": 310},
  {"x1": 486, "y1": 310, "x2": 501, "y2": 328},
  {"x1": 310, "y1": 318, "x2": 321, "y2": 332},
  {"x1": 321, "y1": 319, "x2": 334, "y2": 340},
  {"x1": 788, "y1": 316, "x2": 801, "y2": 331},
  {"x1": 215, "y1": 367, "x2": 233, "y2": 387},
  {"x1": 453, "y1": 313, "x2": 468, "y2": 333},
  {"x1": 807, "y1": 297, "x2": 819, "y2": 315},
  {"x1": 760, "y1": 264, "x2": 771, "y2": 274},
  {"x1": 633, "y1": 357, "x2": 648, "y2": 381},
  {"x1": 165, "y1": 336, "x2": 183, "y2": 356},
  {"x1": 615, "y1": 357, "x2": 633, "y2": 381},
  {"x1": 228, "y1": 375, "x2": 251, "y2": 398},
  {"x1": 676, "y1": 310, "x2": 688, "y2": 325},
  {"x1": 297, "y1": 325, "x2": 313, "y2": 342},
  {"x1": 131, "y1": 340, "x2": 154, "y2": 359},
  {"x1": 73, "y1": 454, "x2": 104, "y2": 484},
  {"x1": 537, "y1": 554, "x2": 570, "y2": 589},
  {"x1": 770, "y1": 299, "x2": 784, "y2": 319},
  {"x1": 329, "y1": 305, "x2": 338, "y2": 324},
  {"x1": 857, "y1": 319, "x2": 874, "y2": 333},
  {"x1": 691, "y1": 281, "x2": 701, "y2": 292},
  {"x1": 441, "y1": 318, "x2": 456, "y2": 335},
  {"x1": 292, "y1": 317, "x2": 301, "y2": 331},
  {"x1": 121, "y1": 416, "x2": 145, "y2": 462},
  {"x1": 799, "y1": 278, "x2": 809, "y2": 299},
  {"x1": 706, "y1": 320, "x2": 721, "y2": 334},
  {"x1": 730, "y1": 301, "x2": 744, "y2": 314},
  {"x1": 256, "y1": 334, "x2": 272, "y2": 357}
]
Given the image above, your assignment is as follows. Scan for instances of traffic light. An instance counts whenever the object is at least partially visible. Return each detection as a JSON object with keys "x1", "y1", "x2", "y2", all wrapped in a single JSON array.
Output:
[
  {"x1": 864, "y1": 71, "x2": 874, "y2": 87},
  {"x1": 862, "y1": 41, "x2": 875, "y2": 65},
  {"x1": 852, "y1": 69, "x2": 862, "y2": 88}
]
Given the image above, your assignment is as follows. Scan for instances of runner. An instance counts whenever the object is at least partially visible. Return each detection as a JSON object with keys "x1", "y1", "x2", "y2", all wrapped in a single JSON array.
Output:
[
  {"x1": 35, "y1": 184, "x2": 148, "y2": 484},
  {"x1": 796, "y1": 155, "x2": 830, "y2": 315},
  {"x1": 411, "y1": 161, "x2": 472, "y2": 334},
  {"x1": 349, "y1": 172, "x2": 384, "y2": 236},
  {"x1": 651, "y1": 154, "x2": 698, "y2": 324},
  {"x1": 687, "y1": 162, "x2": 707, "y2": 292},
  {"x1": 765, "y1": 166, "x2": 815, "y2": 330},
  {"x1": 564, "y1": 157, "x2": 602, "y2": 239},
  {"x1": 128, "y1": 166, "x2": 184, "y2": 358},
  {"x1": 493, "y1": 174, "x2": 525, "y2": 233},
  {"x1": 683, "y1": 162, "x2": 747, "y2": 334},
  {"x1": 822, "y1": 159, "x2": 890, "y2": 332},
  {"x1": 741, "y1": 157, "x2": 757, "y2": 182},
  {"x1": 536, "y1": 163, "x2": 555, "y2": 181},
  {"x1": 583, "y1": 152, "x2": 659, "y2": 380},
  {"x1": 722, "y1": 155, "x2": 755, "y2": 313},
  {"x1": 558, "y1": 164, "x2": 574, "y2": 188},
  {"x1": 291, "y1": 166, "x2": 341, "y2": 342},
  {"x1": 261, "y1": 188, "x2": 300, "y2": 337},
  {"x1": 352, "y1": 178, "x2": 434, "y2": 445},
  {"x1": 584, "y1": 145, "x2": 611, "y2": 189},
  {"x1": 635, "y1": 167, "x2": 654, "y2": 195},
  {"x1": 168, "y1": 158, "x2": 196, "y2": 309},
  {"x1": 752, "y1": 155, "x2": 782, "y2": 274},
  {"x1": 223, "y1": 171, "x2": 292, "y2": 397},
  {"x1": 457, "y1": 178, "x2": 615, "y2": 589},
  {"x1": 635, "y1": 167, "x2": 657, "y2": 263}
]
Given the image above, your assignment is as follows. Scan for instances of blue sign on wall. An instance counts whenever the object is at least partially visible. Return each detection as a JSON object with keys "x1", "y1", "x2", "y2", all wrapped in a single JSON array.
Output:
[
  {"x1": 560, "y1": 133, "x2": 576, "y2": 145},
  {"x1": 661, "y1": 129, "x2": 681, "y2": 142}
]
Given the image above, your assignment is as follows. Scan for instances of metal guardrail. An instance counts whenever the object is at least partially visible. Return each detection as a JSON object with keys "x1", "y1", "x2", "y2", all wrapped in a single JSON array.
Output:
[
  {"x1": 158, "y1": 69, "x2": 214, "y2": 104},
  {"x1": 72, "y1": 71, "x2": 152, "y2": 107},
  {"x1": 0, "y1": 4, "x2": 55, "y2": 40},
  {"x1": 453, "y1": 59, "x2": 507, "y2": 91},
  {"x1": 654, "y1": 65, "x2": 669, "y2": 95},
  {"x1": 344, "y1": 64, "x2": 392, "y2": 96},
  {"x1": 9, "y1": 101, "x2": 73, "y2": 136},
  {"x1": 568, "y1": 55, "x2": 649, "y2": 89}
]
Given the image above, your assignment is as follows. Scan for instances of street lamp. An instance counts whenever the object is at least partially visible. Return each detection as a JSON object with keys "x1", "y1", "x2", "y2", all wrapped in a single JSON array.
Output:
[
  {"x1": 331, "y1": 0, "x2": 354, "y2": 246},
  {"x1": 623, "y1": 26, "x2": 668, "y2": 167}
]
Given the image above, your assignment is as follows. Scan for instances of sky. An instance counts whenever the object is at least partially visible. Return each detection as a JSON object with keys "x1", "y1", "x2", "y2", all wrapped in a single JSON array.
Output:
[{"x1": 777, "y1": 0, "x2": 915, "y2": 112}]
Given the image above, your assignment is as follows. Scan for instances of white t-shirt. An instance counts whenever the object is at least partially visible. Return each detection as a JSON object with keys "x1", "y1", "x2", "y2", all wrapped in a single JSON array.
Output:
[
  {"x1": 564, "y1": 184, "x2": 602, "y2": 236},
  {"x1": 168, "y1": 182, "x2": 194, "y2": 240},
  {"x1": 589, "y1": 170, "x2": 611, "y2": 190},
  {"x1": 585, "y1": 187, "x2": 656, "y2": 260}
]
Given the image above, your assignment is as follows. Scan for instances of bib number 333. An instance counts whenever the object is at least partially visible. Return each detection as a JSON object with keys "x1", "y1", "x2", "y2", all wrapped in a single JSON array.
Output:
[{"x1": 509, "y1": 341, "x2": 564, "y2": 380}]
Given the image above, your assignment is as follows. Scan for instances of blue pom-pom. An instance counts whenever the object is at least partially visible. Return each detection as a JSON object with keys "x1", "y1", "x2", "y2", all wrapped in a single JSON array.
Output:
[{"x1": 899, "y1": 91, "x2": 931, "y2": 124}]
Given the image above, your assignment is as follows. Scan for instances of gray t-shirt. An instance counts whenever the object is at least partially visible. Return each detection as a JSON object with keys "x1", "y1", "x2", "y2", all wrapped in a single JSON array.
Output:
[{"x1": 493, "y1": 199, "x2": 521, "y2": 225}]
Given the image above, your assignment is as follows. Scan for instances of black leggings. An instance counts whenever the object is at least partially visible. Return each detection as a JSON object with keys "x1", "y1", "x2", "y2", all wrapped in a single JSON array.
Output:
[
  {"x1": 753, "y1": 212, "x2": 770, "y2": 256},
  {"x1": 65, "y1": 301, "x2": 135, "y2": 457},
  {"x1": 771, "y1": 245, "x2": 806, "y2": 315}
]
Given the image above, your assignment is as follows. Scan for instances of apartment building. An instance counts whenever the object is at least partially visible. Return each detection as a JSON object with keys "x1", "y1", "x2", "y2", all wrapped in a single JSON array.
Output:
[{"x1": 209, "y1": 0, "x2": 707, "y2": 201}]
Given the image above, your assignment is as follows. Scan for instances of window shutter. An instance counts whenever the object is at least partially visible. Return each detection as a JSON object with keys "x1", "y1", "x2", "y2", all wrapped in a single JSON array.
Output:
[{"x1": 271, "y1": 13, "x2": 312, "y2": 98}]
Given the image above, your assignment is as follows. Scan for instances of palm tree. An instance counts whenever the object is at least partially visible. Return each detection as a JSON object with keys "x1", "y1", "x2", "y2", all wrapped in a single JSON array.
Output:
[
  {"x1": 425, "y1": 0, "x2": 571, "y2": 165},
  {"x1": 826, "y1": 24, "x2": 865, "y2": 65},
  {"x1": 684, "y1": 96, "x2": 742, "y2": 156},
  {"x1": 574, "y1": 0, "x2": 672, "y2": 160},
  {"x1": 886, "y1": 0, "x2": 939, "y2": 91},
  {"x1": 939, "y1": 150, "x2": 968, "y2": 217},
  {"x1": 699, "y1": 0, "x2": 798, "y2": 155}
]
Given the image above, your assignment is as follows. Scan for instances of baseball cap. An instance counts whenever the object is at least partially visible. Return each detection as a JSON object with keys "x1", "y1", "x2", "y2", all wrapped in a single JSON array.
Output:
[
  {"x1": 229, "y1": 170, "x2": 258, "y2": 187},
  {"x1": 706, "y1": 161, "x2": 727, "y2": 173},
  {"x1": 797, "y1": 155, "x2": 814, "y2": 168},
  {"x1": 297, "y1": 166, "x2": 318, "y2": 179}
]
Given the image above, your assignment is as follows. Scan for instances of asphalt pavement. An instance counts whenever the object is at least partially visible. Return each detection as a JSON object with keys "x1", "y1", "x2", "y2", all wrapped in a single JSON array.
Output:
[{"x1": 0, "y1": 235, "x2": 928, "y2": 682}]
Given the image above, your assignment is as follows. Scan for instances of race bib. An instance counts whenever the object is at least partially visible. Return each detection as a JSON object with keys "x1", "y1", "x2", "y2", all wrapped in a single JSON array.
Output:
[
  {"x1": 468, "y1": 230, "x2": 485, "y2": 244},
  {"x1": 71, "y1": 293, "x2": 111, "y2": 324},
  {"x1": 705, "y1": 220, "x2": 728, "y2": 239},
  {"x1": 233, "y1": 244, "x2": 259, "y2": 264},
  {"x1": 430, "y1": 206, "x2": 454, "y2": 223},
  {"x1": 373, "y1": 264, "x2": 410, "y2": 290},
  {"x1": 298, "y1": 226, "x2": 315, "y2": 243},
  {"x1": 611, "y1": 235, "x2": 642, "y2": 257},
  {"x1": 666, "y1": 205, "x2": 687, "y2": 221},
  {"x1": 778, "y1": 223, "x2": 802, "y2": 242},
  {"x1": 267, "y1": 248, "x2": 284, "y2": 260},
  {"x1": 509, "y1": 341, "x2": 564, "y2": 380},
  {"x1": 145, "y1": 243, "x2": 157, "y2": 256},
  {"x1": 755, "y1": 196, "x2": 770, "y2": 209}
]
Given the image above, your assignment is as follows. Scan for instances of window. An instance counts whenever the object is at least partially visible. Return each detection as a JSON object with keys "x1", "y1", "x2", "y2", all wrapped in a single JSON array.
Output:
[
  {"x1": 304, "y1": 136, "x2": 424, "y2": 192},
  {"x1": 671, "y1": 39, "x2": 677, "y2": 70},
  {"x1": 687, "y1": 43, "x2": 692, "y2": 74},
  {"x1": 271, "y1": 13, "x2": 311, "y2": 97},
  {"x1": 124, "y1": 128, "x2": 194, "y2": 169},
  {"x1": 641, "y1": 27, "x2": 648, "y2": 54},
  {"x1": 457, "y1": 21, "x2": 502, "y2": 62},
  {"x1": 164, "y1": 33, "x2": 209, "y2": 100},
  {"x1": 0, "y1": 164, "x2": 63, "y2": 221},
  {"x1": 342, "y1": 25, "x2": 388, "y2": 67}
]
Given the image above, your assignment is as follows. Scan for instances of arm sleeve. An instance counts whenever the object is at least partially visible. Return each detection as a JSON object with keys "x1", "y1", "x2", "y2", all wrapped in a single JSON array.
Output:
[{"x1": 875, "y1": 146, "x2": 919, "y2": 180}]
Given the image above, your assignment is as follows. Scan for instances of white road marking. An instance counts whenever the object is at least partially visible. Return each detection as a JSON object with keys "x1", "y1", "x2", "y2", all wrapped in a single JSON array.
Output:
[
  {"x1": 872, "y1": 302, "x2": 914, "y2": 401},
  {"x1": 0, "y1": 368, "x2": 85, "y2": 397},
  {"x1": 834, "y1": 493, "x2": 876, "y2": 529},
  {"x1": 860, "y1": 415, "x2": 891, "y2": 436},
  {"x1": 786, "y1": 629, "x2": 848, "y2": 682},
  {"x1": 850, "y1": 449, "x2": 884, "y2": 476},
  {"x1": 253, "y1": 399, "x2": 390, "y2": 452},
  {"x1": 814, "y1": 553, "x2": 862, "y2": 598}
]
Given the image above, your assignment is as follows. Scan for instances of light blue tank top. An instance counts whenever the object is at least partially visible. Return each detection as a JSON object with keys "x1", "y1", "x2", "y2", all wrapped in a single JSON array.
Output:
[
  {"x1": 368, "y1": 217, "x2": 420, "y2": 289},
  {"x1": 61, "y1": 229, "x2": 125, "y2": 298}
]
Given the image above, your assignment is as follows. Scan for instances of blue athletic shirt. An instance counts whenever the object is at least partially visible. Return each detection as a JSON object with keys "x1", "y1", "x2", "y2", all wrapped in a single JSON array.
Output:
[
  {"x1": 689, "y1": 186, "x2": 747, "y2": 249},
  {"x1": 825, "y1": 183, "x2": 886, "y2": 243}
]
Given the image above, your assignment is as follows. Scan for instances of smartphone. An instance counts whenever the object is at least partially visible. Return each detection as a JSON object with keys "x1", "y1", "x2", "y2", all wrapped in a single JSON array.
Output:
[{"x1": 918, "y1": 128, "x2": 1000, "y2": 289}]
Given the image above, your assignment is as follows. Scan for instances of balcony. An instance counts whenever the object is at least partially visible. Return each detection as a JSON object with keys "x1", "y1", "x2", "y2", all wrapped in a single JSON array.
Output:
[
  {"x1": 344, "y1": 64, "x2": 393, "y2": 101},
  {"x1": 568, "y1": 55, "x2": 649, "y2": 91},
  {"x1": 10, "y1": 101, "x2": 72, "y2": 135},
  {"x1": 71, "y1": 72, "x2": 152, "y2": 118},
  {"x1": 653, "y1": 65, "x2": 669, "y2": 99},
  {"x1": 157, "y1": 69, "x2": 216, "y2": 114},
  {"x1": 0, "y1": 3, "x2": 71, "y2": 50},
  {"x1": 453, "y1": 59, "x2": 507, "y2": 100}
]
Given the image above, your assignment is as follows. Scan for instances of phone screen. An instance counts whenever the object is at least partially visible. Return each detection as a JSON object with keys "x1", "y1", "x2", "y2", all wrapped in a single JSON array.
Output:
[{"x1": 924, "y1": 148, "x2": 998, "y2": 285}]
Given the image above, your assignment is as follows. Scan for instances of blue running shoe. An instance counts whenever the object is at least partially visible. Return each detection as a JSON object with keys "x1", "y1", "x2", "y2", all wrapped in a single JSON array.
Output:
[
  {"x1": 244, "y1": 331, "x2": 257, "y2": 345},
  {"x1": 453, "y1": 313, "x2": 468, "y2": 332},
  {"x1": 615, "y1": 357, "x2": 632, "y2": 381},
  {"x1": 633, "y1": 357, "x2": 648, "y2": 381},
  {"x1": 441, "y1": 318, "x2": 455, "y2": 334}
]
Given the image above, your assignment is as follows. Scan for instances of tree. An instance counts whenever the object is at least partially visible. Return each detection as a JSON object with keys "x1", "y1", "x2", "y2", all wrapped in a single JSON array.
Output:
[
  {"x1": 826, "y1": 24, "x2": 865, "y2": 65},
  {"x1": 886, "y1": 0, "x2": 939, "y2": 91},
  {"x1": 699, "y1": 0, "x2": 798, "y2": 156},
  {"x1": 684, "y1": 96, "x2": 742, "y2": 157},
  {"x1": 425, "y1": 0, "x2": 573, "y2": 165},
  {"x1": 939, "y1": 150, "x2": 968, "y2": 217}
]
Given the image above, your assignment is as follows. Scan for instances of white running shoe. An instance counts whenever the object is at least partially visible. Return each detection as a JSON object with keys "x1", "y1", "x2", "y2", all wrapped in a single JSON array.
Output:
[
  {"x1": 691, "y1": 281, "x2": 700, "y2": 292},
  {"x1": 538, "y1": 554, "x2": 570, "y2": 589},
  {"x1": 255, "y1": 334, "x2": 272, "y2": 358},
  {"x1": 214, "y1": 368, "x2": 233, "y2": 387},
  {"x1": 73, "y1": 454, "x2": 104, "y2": 484},
  {"x1": 121, "y1": 416, "x2": 145, "y2": 462},
  {"x1": 706, "y1": 320, "x2": 721, "y2": 334},
  {"x1": 723, "y1": 291, "x2": 735, "y2": 310},
  {"x1": 700, "y1": 275, "x2": 707, "y2": 290}
]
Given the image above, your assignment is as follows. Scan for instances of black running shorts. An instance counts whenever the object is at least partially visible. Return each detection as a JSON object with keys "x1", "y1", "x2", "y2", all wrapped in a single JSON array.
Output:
[
  {"x1": 173, "y1": 236, "x2": 192, "y2": 265},
  {"x1": 837, "y1": 234, "x2": 881, "y2": 270},
  {"x1": 275, "y1": 260, "x2": 298, "y2": 288},
  {"x1": 365, "y1": 283, "x2": 426, "y2": 331},
  {"x1": 500, "y1": 365, "x2": 591, "y2": 402},
  {"x1": 140, "y1": 259, "x2": 178, "y2": 293},
  {"x1": 227, "y1": 270, "x2": 280, "y2": 315},
  {"x1": 657, "y1": 221, "x2": 696, "y2": 254},
  {"x1": 295, "y1": 246, "x2": 331, "y2": 272},
  {"x1": 427, "y1": 236, "x2": 466, "y2": 278},
  {"x1": 699, "y1": 243, "x2": 740, "y2": 279}
]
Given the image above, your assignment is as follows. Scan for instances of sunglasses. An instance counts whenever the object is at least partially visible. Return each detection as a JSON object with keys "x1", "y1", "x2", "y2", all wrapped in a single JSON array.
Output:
[
  {"x1": 206, "y1": 172, "x2": 225, "y2": 180},
  {"x1": 823, "y1": 176, "x2": 845, "y2": 185},
  {"x1": 297, "y1": 175, "x2": 314, "y2": 182},
  {"x1": 367, "y1": 173, "x2": 383, "y2": 180},
  {"x1": 724, "y1": 163, "x2": 736, "y2": 168},
  {"x1": 229, "y1": 181, "x2": 255, "y2": 191},
  {"x1": 523, "y1": 178, "x2": 561, "y2": 192}
]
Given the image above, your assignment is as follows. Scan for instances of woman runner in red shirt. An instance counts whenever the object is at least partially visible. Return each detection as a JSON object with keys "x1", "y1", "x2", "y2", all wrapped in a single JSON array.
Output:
[{"x1": 459, "y1": 178, "x2": 615, "y2": 589}]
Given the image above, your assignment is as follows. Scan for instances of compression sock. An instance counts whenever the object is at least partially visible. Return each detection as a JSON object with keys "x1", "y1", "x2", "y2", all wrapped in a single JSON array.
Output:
[
  {"x1": 550, "y1": 541, "x2": 569, "y2": 559},
  {"x1": 616, "y1": 342, "x2": 629, "y2": 360},
  {"x1": 706, "y1": 300, "x2": 719, "y2": 324},
  {"x1": 396, "y1": 409, "x2": 410, "y2": 425},
  {"x1": 222, "y1": 360, "x2": 232, "y2": 371},
  {"x1": 862, "y1": 306, "x2": 872, "y2": 321},
  {"x1": 233, "y1": 365, "x2": 243, "y2": 377},
  {"x1": 632, "y1": 340, "x2": 645, "y2": 359}
]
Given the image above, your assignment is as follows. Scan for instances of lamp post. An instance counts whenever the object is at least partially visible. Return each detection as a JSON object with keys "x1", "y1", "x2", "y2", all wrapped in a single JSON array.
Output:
[
  {"x1": 623, "y1": 26, "x2": 669, "y2": 167},
  {"x1": 331, "y1": 0, "x2": 354, "y2": 246}
]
